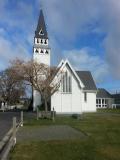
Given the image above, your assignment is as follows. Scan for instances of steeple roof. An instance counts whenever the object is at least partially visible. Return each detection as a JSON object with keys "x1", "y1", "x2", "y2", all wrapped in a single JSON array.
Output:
[{"x1": 35, "y1": 10, "x2": 48, "y2": 39}]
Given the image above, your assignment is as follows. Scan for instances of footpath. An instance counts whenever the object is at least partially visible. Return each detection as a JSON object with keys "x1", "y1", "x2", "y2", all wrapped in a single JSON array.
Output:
[{"x1": 17, "y1": 125, "x2": 86, "y2": 142}]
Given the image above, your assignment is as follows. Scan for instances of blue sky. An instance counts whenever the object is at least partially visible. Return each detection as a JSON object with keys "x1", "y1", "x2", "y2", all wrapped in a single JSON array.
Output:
[{"x1": 0, "y1": 0, "x2": 120, "y2": 93}]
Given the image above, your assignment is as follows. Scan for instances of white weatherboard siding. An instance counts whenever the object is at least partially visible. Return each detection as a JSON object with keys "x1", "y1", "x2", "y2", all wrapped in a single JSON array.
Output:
[
  {"x1": 51, "y1": 63, "x2": 82, "y2": 114},
  {"x1": 82, "y1": 92, "x2": 96, "y2": 112},
  {"x1": 71, "y1": 73, "x2": 82, "y2": 113},
  {"x1": 33, "y1": 52, "x2": 50, "y2": 66}
]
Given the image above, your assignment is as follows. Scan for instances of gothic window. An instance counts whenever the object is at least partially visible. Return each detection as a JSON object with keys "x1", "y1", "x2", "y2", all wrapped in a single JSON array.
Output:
[
  {"x1": 40, "y1": 50, "x2": 44, "y2": 53},
  {"x1": 62, "y1": 72, "x2": 72, "y2": 93},
  {"x1": 35, "y1": 49, "x2": 39, "y2": 53},
  {"x1": 69, "y1": 76, "x2": 72, "y2": 92},
  {"x1": 62, "y1": 74, "x2": 65, "y2": 92},
  {"x1": 65, "y1": 72, "x2": 68, "y2": 92},
  {"x1": 84, "y1": 92, "x2": 87, "y2": 102},
  {"x1": 45, "y1": 50, "x2": 48, "y2": 54}
]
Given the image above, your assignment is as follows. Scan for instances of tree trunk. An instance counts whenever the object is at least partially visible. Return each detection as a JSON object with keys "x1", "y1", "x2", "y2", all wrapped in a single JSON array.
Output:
[{"x1": 44, "y1": 98, "x2": 48, "y2": 117}]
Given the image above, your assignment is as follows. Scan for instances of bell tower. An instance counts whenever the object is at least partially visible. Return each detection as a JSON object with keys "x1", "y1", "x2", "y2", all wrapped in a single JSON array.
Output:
[
  {"x1": 33, "y1": 10, "x2": 50, "y2": 110},
  {"x1": 33, "y1": 10, "x2": 50, "y2": 66}
]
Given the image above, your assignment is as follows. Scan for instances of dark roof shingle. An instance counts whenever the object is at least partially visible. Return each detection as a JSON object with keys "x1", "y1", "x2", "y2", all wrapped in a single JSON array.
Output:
[
  {"x1": 76, "y1": 71, "x2": 97, "y2": 91},
  {"x1": 97, "y1": 88, "x2": 112, "y2": 98},
  {"x1": 112, "y1": 93, "x2": 120, "y2": 99}
]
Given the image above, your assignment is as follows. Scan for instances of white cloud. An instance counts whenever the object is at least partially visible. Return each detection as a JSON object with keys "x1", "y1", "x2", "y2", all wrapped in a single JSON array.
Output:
[
  {"x1": 100, "y1": 0, "x2": 120, "y2": 79},
  {"x1": 0, "y1": 1, "x2": 34, "y2": 29},
  {"x1": 39, "y1": 0, "x2": 120, "y2": 79},
  {"x1": 63, "y1": 48, "x2": 109, "y2": 83},
  {"x1": 0, "y1": 1, "x2": 34, "y2": 70},
  {"x1": 40, "y1": 0, "x2": 99, "y2": 41},
  {"x1": 0, "y1": 0, "x2": 120, "y2": 82},
  {"x1": 0, "y1": 36, "x2": 30, "y2": 70}
]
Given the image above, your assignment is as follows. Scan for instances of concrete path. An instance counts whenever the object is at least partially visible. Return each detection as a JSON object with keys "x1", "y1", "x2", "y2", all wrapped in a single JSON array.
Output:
[{"x1": 17, "y1": 125, "x2": 86, "y2": 142}]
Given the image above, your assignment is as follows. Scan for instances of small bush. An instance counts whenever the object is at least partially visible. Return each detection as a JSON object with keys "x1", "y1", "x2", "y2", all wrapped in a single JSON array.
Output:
[
  {"x1": 72, "y1": 114, "x2": 79, "y2": 119},
  {"x1": 37, "y1": 104, "x2": 45, "y2": 111}
]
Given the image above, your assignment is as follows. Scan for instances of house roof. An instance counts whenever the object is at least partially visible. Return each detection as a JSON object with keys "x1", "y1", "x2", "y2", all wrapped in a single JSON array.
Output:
[
  {"x1": 35, "y1": 10, "x2": 48, "y2": 39},
  {"x1": 112, "y1": 93, "x2": 120, "y2": 99},
  {"x1": 76, "y1": 71, "x2": 97, "y2": 91},
  {"x1": 97, "y1": 88, "x2": 112, "y2": 98}
]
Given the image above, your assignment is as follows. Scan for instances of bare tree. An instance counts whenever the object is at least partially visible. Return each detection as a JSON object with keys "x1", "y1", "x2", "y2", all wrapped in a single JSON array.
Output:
[
  {"x1": 0, "y1": 67, "x2": 26, "y2": 106},
  {"x1": 11, "y1": 59, "x2": 61, "y2": 113}
]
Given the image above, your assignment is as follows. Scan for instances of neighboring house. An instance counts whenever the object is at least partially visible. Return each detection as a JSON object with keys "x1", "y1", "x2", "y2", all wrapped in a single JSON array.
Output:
[
  {"x1": 112, "y1": 93, "x2": 120, "y2": 108},
  {"x1": 96, "y1": 88, "x2": 114, "y2": 108},
  {"x1": 33, "y1": 10, "x2": 97, "y2": 113}
]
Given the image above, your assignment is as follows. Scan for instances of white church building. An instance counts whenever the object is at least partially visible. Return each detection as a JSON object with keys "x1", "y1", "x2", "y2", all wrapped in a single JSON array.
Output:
[{"x1": 33, "y1": 10, "x2": 97, "y2": 114}]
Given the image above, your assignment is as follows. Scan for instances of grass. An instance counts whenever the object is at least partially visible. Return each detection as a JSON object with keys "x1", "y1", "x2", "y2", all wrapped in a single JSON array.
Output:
[
  {"x1": 97, "y1": 108, "x2": 120, "y2": 113},
  {"x1": 9, "y1": 109, "x2": 120, "y2": 160}
]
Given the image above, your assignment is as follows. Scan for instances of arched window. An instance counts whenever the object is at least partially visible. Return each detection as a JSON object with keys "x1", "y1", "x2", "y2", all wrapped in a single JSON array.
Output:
[
  {"x1": 84, "y1": 92, "x2": 87, "y2": 102},
  {"x1": 41, "y1": 39, "x2": 43, "y2": 44},
  {"x1": 44, "y1": 39, "x2": 47, "y2": 44},
  {"x1": 35, "y1": 49, "x2": 39, "y2": 53},
  {"x1": 63, "y1": 74, "x2": 65, "y2": 92},
  {"x1": 40, "y1": 50, "x2": 44, "y2": 53},
  {"x1": 45, "y1": 50, "x2": 48, "y2": 54},
  {"x1": 69, "y1": 76, "x2": 72, "y2": 92},
  {"x1": 65, "y1": 72, "x2": 68, "y2": 92},
  {"x1": 62, "y1": 72, "x2": 72, "y2": 93}
]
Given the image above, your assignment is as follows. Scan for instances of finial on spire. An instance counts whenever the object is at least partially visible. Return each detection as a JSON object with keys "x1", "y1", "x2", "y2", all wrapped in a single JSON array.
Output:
[{"x1": 40, "y1": 1, "x2": 43, "y2": 10}]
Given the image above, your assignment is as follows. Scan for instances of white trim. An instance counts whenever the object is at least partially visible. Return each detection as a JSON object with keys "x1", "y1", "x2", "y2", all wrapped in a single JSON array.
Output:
[
  {"x1": 83, "y1": 90, "x2": 97, "y2": 93},
  {"x1": 57, "y1": 59, "x2": 65, "y2": 68},
  {"x1": 55, "y1": 59, "x2": 85, "y2": 89}
]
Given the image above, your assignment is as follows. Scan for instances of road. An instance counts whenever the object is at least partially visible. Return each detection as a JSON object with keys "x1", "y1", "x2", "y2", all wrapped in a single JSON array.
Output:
[{"x1": 0, "y1": 112, "x2": 21, "y2": 141}]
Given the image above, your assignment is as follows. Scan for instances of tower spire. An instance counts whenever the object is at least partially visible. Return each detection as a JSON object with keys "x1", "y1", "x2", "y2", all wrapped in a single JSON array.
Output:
[
  {"x1": 33, "y1": 8, "x2": 51, "y2": 110},
  {"x1": 35, "y1": 10, "x2": 48, "y2": 39}
]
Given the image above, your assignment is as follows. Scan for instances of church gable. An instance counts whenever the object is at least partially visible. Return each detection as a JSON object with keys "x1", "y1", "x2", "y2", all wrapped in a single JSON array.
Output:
[
  {"x1": 54, "y1": 60, "x2": 85, "y2": 91},
  {"x1": 53, "y1": 60, "x2": 97, "y2": 94}
]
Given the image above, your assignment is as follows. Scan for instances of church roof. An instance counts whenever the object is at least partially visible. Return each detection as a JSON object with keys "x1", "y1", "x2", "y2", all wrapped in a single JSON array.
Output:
[
  {"x1": 97, "y1": 88, "x2": 112, "y2": 98},
  {"x1": 35, "y1": 10, "x2": 48, "y2": 39},
  {"x1": 76, "y1": 71, "x2": 97, "y2": 91}
]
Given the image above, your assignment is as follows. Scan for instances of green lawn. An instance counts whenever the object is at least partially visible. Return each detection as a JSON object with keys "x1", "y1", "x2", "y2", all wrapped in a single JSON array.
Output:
[{"x1": 9, "y1": 109, "x2": 120, "y2": 160}]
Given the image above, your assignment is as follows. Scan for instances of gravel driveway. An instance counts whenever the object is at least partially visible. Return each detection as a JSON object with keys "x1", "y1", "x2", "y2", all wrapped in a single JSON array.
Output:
[{"x1": 17, "y1": 125, "x2": 86, "y2": 142}]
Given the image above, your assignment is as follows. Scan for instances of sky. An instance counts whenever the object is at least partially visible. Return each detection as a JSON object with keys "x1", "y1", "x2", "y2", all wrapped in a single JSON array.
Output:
[{"x1": 0, "y1": 0, "x2": 120, "y2": 93}]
